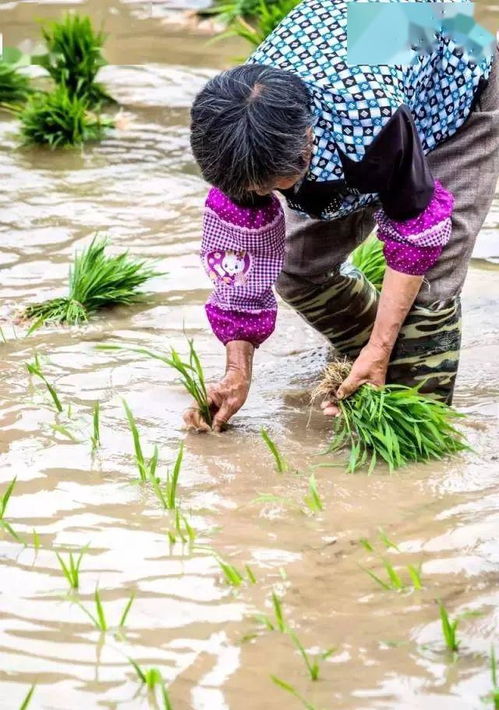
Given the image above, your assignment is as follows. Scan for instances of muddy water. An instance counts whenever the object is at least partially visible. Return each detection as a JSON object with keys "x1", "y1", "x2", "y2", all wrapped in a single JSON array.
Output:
[{"x1": 0, "y1": 2, "x2": 498, "y2": 709}]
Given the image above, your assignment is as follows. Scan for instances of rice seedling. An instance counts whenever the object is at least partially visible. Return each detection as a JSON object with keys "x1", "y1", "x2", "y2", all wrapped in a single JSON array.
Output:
[
  {"x1": 26, "y1": 354, "x2": 63, "y2": 413},
  {"x1": 0, "y1": 58, "x2": 32, "y2": 109},
  {"x1": 151, "y1": 443, "x2": 184, "y2": 511},
  {"x1": 129, "y1": 660, "x2": 173, "y2": 707},
  {"x1": 271, "y1": 677, "x2": 318, "y2": 710},
  {"x1": 261, "y1": 428, "x2": 289, "y2": 473},
  {"x1": 217, "y1": 557, "x2": 257, "y2": 587},
  {"x1": 166, "y1": 509, "x2": 197, "y2": 546},
  {"x1": 303, "y1": 474, "x2": 323, "y2": 513},
  {"x1": 214, "y1": 0, "x2": 299, "y2": 47},
  {"x1": 130, "y1": 659, "x2": 164, "y2": 690},
  {"x1": 351, "y1": 235, "x2": 386, "y2": 290},
  {"x1": 484, "y1": 646, "x2": 499, "y2": 708},
  {"x1": 99, "y1": 339, "x2": 212, "y2": 426},
  {"x1": 19, "y1": 84, "x2": 113, "y2": 149},
  {"x1": 289, "y1": 632, "x2": 335, "y2": 681},
  {"x1": 50, "y1": 422, "x2": 81, "y2": 442},
  {"x1": 79, "y1": 586, "x2": 135, "y2": 632},
  {"x1": 439, "y1": 601, "x2": 460, "y2": 654},
  {"x1": 257, "y1": 593, "x2": 333, "y2": 681},
  {"x1": 377, "y1": 527, "x2": 400, "y2": 551},
  {"x1": 312, "y1": 359, "x2": 468, "y2": 473},
  {"x1": 256, "y1": 591, "x2": 289, "y2": 632},
  {"x1": 361, "y1": 558, "x2": 423, "y2": 592},
  {"x1": 37, "y1": 13, "x2": 114, "y2": 107},
  {"x1": 0, "y1": 477, "x2": 24, "y2": 544},
  {"x1": 32, "y1": 529, "x2": 41, "y2": 551},
  {"x1": 122, "y1": 399, "x2": 157, "y2": 482},
  {"x1": 56, "y1": 544, "x2": 88, "y2": 590},
  {"x1": 19, "y1": 685, "x2": 36, "y2": 710},
  {"x1": 91, "y1": 401, "x2": 101, "y2": 450},
  {"x1": 23, "y1": 236, "x2": 159, "y2": 326}
]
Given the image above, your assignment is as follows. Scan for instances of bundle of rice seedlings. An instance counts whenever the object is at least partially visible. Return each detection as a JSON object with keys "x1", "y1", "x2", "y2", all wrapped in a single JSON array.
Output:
[
  {"x1": 22, "y1": 236, "x2": 159, "y2": 326},
  {"x1": 214, "y1": 0, "x2": 299, "y2": 47},
  {"x1": 351, "y1": 235, "x2": 386, "y2": 291},
  {"x1": 0, "y1": 61, "x2": 33, "y2": 109},
  {"x1": 312, "y1": 359, "x2": 468, "y2": 473},
  {"x1": 38, "y1": 13, "x2": 114, "y2": 107},
  {"x1": 19, "y1": 84, "x2": 113, "y2": 148}
]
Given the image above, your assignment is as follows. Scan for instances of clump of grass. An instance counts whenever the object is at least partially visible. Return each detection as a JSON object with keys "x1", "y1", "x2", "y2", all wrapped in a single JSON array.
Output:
[
  {"x1": 56, "y1": 545, "x2": 88, "y2": 590},
  {"x1": 19, "y1": 84, "x2": 113, "y2": 148},
  {"x1": 0, "y1": 477, "x2": 24, "y2": 543},
  {"x1": 23, "y1": 236, "x2": 159, "y2": 326},
  {"x1": 351, "y1": 235, "x2": 386, "y2": 290},
  {"x1": 312, "y1": 359, "x2": 468, "y2": 473},
  {"x1": 79, "y1": 586, "x2": 135, "y2": 632},
  {"x1": 26, "y1": 353, "x2": 63, "y2": 412},
  {"x1": 0, "y1": 60, "x2": 32, "y2": 109},
  {"x1": 38, "y1": 13, "x2": 113, "y2": 107},
  {"x1": 261, "y1": 428, "x2": 288, "y2": 473}
]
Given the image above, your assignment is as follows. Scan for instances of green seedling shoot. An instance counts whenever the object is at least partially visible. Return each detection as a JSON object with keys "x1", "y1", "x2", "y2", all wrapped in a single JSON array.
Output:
[
  {"x1": 18, "y1": 684, "x2": 36, "y2": 710},
  {"x1": 271, "y1": 676, "x2": 319, "y2": 710},
  {"x1": 261, "y1": 428, "x2": 289, "y2": 473},
  {"x1": 303, "y1": 474, "x2": 323, "y2": 513},
  {"x1": 79, "y1": 586, "x2": 135, "y2": 632},
  {"x1": 0, "y1": 477, "x2": 24, "y2": 544},
  {"x1": 56, "y1": 544, "x2": 89, "y2": 590},
  {"x1": 26, "y1": 354, "x2": 63, "y2": 412}
]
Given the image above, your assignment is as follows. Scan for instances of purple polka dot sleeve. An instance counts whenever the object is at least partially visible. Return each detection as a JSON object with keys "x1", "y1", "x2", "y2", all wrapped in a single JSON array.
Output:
[
  {"x1": 200, "y1": 188, "x2": 286, "y2": 348},
  {"x1": 375, "y1": 180, "x2": 455, "y2": 276}
]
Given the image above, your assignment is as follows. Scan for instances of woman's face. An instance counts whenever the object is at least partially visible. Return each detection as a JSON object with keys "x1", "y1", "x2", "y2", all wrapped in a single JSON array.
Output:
[{"x1": 248, "y1": 126, "x2": 315, "y2": 197}]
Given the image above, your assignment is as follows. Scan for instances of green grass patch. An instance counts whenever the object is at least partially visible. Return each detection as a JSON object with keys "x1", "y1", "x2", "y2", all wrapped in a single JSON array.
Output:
[
  {"x1": 23, "y1": 236, "x2": 159, "y2": 326},
  {"x1": 0, "y1": 59, "x2": 33, "y2": 109},
  {"x1": 37, "y1": 13, "x2": 114, "y2": 107},
  {"x1": 19, "y1": 84, "x2": 113, "y2": 148},
  {"x1": 312, "y1": 359, "x2": 468, "y2": 473}
]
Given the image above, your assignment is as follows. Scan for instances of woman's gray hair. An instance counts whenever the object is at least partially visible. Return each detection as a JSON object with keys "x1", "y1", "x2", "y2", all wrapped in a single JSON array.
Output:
[{"x1": 190, "y1": 63, "x2": 313, "y2": 204}]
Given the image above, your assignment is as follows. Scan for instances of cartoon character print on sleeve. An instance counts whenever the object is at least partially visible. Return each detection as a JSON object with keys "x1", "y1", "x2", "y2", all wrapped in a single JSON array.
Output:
[{"x1": 205, "y1": 250, "x2": 252, "y2": 287}]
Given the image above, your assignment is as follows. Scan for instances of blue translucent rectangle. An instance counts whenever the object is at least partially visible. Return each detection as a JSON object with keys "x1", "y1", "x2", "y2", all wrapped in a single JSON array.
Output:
[{"x1": 347, "y1": 1, "x2": 495, "y2": 66}]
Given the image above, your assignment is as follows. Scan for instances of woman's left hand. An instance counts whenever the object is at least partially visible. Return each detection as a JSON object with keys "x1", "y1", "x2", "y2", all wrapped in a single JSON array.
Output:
[{"x1": 321, "y1": 342, "x2": 390, "y2": 417}]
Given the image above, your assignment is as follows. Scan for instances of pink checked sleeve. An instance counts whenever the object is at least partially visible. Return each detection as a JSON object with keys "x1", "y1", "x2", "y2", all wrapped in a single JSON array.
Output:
[
  {"x1": 200, "y1": 188, "x2": 286, "y2": 347},
  {"x1": 375, "y1": 180, "x2": 455, "y2": 276}
]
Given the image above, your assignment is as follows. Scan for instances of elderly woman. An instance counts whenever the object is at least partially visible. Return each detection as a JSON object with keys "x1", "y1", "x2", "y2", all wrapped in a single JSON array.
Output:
[{"x1": 185, "y1": 0, "x2": 499, "y2": 432}]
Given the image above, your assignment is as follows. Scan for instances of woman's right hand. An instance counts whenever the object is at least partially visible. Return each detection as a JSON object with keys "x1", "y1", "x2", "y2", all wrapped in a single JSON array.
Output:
[{"x1": 183, "y1": 341, "x2": 254, "y2": 433}]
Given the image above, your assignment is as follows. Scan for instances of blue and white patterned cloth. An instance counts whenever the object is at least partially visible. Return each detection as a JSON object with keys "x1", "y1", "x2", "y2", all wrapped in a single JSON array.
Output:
[{"x1": 248, "y1": 0, "x2": 494, "y2": 220}]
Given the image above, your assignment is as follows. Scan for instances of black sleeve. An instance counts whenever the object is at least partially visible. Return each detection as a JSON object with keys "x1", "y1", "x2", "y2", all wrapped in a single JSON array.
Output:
[{"x1": 336, "y1": 105, "x2": 435, "y2": 221}]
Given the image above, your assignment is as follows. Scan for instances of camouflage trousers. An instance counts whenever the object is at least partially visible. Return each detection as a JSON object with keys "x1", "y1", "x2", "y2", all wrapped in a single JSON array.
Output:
[{"x1": 276, "y1": 47, "x2": 499, "y2": 404}]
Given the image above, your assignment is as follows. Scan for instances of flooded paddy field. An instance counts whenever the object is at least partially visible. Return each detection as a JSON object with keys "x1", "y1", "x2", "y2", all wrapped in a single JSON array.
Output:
[{"x1": 0, "y1": 2, "x2": 498, "y2": 708}]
